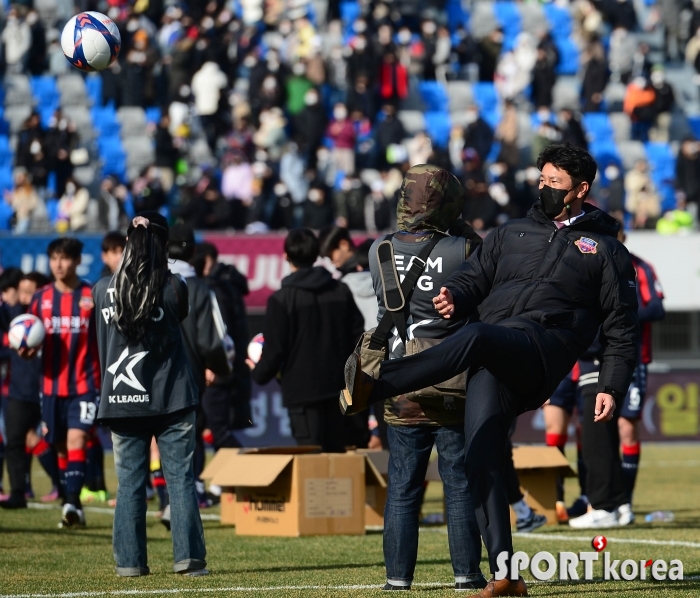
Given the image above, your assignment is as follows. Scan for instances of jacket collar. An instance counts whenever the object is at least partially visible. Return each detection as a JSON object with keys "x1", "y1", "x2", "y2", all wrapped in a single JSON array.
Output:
[{"x1": 528, "y1": 201, "x2": 620, "y2": 238}]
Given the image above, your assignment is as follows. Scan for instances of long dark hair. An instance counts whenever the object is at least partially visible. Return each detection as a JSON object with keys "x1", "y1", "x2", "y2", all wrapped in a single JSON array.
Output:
[{"x1": 113, "y1": 212, "x2": 169, "y2": 343}]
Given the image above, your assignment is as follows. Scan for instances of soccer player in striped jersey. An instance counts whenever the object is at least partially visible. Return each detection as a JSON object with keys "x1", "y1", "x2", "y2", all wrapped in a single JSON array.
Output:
[{"x1": 24, "y1": 238, "x2": 101, "y2": 527}]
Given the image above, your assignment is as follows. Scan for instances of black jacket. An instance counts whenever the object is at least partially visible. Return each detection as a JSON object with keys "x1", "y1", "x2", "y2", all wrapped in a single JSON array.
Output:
[
  {"x1": 0, "y1": 304, "x2": 41, "y2": 403},
  {"x1": 252, "y1": 266, "x2": 365, "y2": 407},
  {"x1": 169, "y1": 260, "x2": 231, "y2": 392},
  {"x1": 93, "y1": 273, "x2": 199, "y2": 422},
  {"x1": 446, "y1": 202, "x2": 639, "y2": 411}
]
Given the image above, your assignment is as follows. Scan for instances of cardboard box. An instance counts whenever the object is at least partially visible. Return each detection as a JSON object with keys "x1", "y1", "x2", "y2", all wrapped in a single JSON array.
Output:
[
  {"x1": 210, "y1": 448, "x2": 384, "y2": 536},
  {"x1": 201, "y1": 449, "x2": 241, "y2": 525},
  {"x1": 509, "y1": 445, "x2": 576, "y2": 525},
  {"x1": 360, "y1": 450, "x2": 389, "y2": 527}
]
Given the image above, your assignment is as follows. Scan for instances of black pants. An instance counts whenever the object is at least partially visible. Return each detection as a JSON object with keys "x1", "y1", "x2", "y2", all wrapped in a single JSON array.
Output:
[
  {"x1": 288, "y1": 398, "x2": 346, "y2": 453},
  {"x1": 370, "y1": 322, "x2": 545, "y2": 573},
  {"x1": 201, "y1": 386, "x2": 241, "y2": 449},
  {"x1": 4, "y1": 398, "x2": 41, "y2": 495},
  {"x1": 580, "y1": 383, "x2": 626, "y2": 511}
]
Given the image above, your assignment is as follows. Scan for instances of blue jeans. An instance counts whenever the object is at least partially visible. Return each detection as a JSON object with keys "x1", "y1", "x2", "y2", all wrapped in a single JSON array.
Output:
[
  {"x1": 383, "y1": 424, "x2": 483, "y2": 586},
  {"x1": 111, "y1": 409, "x2": 206, "y2": 576}
]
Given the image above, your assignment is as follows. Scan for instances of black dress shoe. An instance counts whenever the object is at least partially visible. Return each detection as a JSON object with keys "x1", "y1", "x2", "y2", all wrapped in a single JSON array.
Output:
[{"x1": 0, "y1": 493, "x2": 28, "y2": 509}]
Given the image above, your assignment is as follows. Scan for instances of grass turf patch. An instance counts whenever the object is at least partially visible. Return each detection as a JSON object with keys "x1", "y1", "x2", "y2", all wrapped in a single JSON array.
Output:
[{"x1": 0, "y1": 443, "x2": 698, "y2": 597}]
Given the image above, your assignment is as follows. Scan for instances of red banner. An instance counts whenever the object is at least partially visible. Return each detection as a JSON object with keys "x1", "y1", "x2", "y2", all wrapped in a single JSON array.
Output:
[
  {"x1": 204, "y1": 234, "x2": 290, "y2": 310},
  {"x1": 512, "y1": 371, "x2": 700, "y2": 443}
]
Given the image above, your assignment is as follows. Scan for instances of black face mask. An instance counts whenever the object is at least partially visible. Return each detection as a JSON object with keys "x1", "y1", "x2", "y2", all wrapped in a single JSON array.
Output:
[{"x1": 540, "y1": 184, "x2": 574, "y2": 219}]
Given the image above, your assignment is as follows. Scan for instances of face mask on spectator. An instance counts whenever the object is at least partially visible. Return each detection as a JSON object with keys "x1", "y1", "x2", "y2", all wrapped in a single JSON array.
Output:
[
  {"x1": 464, "y1": 110, "x2": 478, "y2": 124},
  {"x1": 334, "y1": 107, "x2": 348, "y2": 120},
  {"x1": 66, "y1": 183, "x2": 76, "y2": 195},
  {"x1": 354, "y1": 20, "x2": 367, "y2": 33},
  {"x1": 604, "y1": 166, "x2": 620, "y2": 180},
  {"x1": 263, "y1": 78, "x2": 277, "y2": 91},
  {"x1": 58, "y1": 119, "x2": 67, "y2": 131},
  {"x1": 538, "y1": 109, "x2": 550, "y2": 122},
  {"x1": 340, "y1": 178, "x2": 352, "y2": 191},
  {"x1": 354, "y1": 38, "x2": 366, "y2": 51},
  {"x1": 633, "y1": 77, "x2": 647, "y2": 88},
  {"x1": 305, "y1": 92, "x2": 319, "y2": 106},
  {"x1": 127, "y1": 19, "x2": 139, "y2": 32},
  {"x1": 30, "y1": 140, "x2": 41, "y2": 155},
  {"x1": 308, "y1": 189, "x2": 323, "y2": 203},
  {"x1": 398, "y1": 29, "x2": 411, "y2": 44},
  {"x1": 651, "y1": 72, "x2": 664, "y2": 86},
  {"x1": 202, "y1": 16, "x2": 215, "y2": 30},
  {"x1": 274, "y1": 183, "x2": 287, "y2": 196},
  {"x1": 422, "y1": 22, "x2": 437, "y2": 35},
  {"x1": 279, "y1": 22, "x2": 292, "y2": 36},
  {"x1": 26, "y1": 12, "x2": 37, "y2": 25},
  {"x1": 489, "y1": 164, "x2": 506, "y2": 178},
  {"x1": 489, "y1": 183, "x2": 510, "y2": 206},
  {"x1": 292, "y1": 62, "x2": 306, "y2": 76},
  {"x1": 243, "y1": 56, "x2": 257, "y2": 68}
]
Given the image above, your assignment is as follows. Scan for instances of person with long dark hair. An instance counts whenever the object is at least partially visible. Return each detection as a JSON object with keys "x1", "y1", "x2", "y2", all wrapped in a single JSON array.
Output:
[{"x1": 92, "y1": 212, "x2": 208, "y2": 577}]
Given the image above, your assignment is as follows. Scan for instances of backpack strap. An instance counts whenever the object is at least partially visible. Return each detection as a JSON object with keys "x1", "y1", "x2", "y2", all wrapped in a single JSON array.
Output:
[{"x1": 368, "y1": 232, "x2": 444, "y2": 350}]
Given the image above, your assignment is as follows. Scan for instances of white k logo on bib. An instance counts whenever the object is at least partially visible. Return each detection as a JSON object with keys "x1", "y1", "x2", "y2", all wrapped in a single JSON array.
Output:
[{"x1": 107, "y1": 348, "x2": 149, "y2": 391}]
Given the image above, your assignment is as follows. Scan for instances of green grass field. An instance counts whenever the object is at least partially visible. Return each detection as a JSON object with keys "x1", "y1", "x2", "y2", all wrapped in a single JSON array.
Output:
[{"x1": 1, "y1": 443, "x2": 699, "y2": 598}]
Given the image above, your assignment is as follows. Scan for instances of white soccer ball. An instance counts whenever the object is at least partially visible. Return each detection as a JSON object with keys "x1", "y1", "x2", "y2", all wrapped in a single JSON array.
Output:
[
  {"x1": 247, "y1": 333, "x2": 264, "y2": 364},
  {"x1": 61, "y1": 11, "x2": 121, "y2": 72},
  {"x1": 8, "y1": 314, "x2": 45, "y2": 350}
]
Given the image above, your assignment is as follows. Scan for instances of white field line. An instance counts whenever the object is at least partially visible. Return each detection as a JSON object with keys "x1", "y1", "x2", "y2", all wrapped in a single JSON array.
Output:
[
  {"x1": 1, "y1": 578, "x2": 699, "y2": 598},
  {"x1": 420, "y1": 527, "x2": 700, "y2": 549}
]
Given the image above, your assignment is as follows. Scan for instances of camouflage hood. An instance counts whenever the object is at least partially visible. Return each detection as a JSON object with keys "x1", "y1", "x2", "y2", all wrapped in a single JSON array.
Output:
[{"x1": 397, "y1": 164, "x2": 466, "y2": 233}]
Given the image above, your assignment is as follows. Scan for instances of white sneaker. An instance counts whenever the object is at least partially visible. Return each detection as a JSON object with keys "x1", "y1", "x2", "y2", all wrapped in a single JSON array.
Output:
[
  {"x1": 58, "y1": 503, "x2": 86, "y2": 528},
  {"x1": 568, "y1": 508, "x2": 619, "y2": 529},
  {"x1": 617, "y1": 503, "x2": 635, "y2": 525}
]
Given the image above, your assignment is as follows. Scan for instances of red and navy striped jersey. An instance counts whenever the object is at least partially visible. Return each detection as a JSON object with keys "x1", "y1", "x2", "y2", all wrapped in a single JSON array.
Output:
[
  {"x1": 630, "y1": 253, "x2": 665, "y2": 365},
  {"x1": 29, "y1": 281, "x2": 101, "y2": 397}
]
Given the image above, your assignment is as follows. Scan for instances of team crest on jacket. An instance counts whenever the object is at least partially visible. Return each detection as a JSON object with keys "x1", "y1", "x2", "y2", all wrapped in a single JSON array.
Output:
[
  {"x1": 79, "y1": 296, "x2": 94, "y2": 310},
  {"x1": 574, "y1": 237, "x2": 598, "y2": 254}
]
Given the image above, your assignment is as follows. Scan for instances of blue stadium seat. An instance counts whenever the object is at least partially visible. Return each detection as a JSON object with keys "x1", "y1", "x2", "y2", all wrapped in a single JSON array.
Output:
[
  {"x1": 472, "y1": 82, "x2": 498, "y2": 112},
  {"x1": 340, "y1": 2, "x2": 360, "y2": 27},
  {"x1": 555, "y1": 38, "x2": 579, "y2": 75},
  {"x1": 446, "y1": 0, "x2": 469, "y2": 32},
  {"x1": 424, "y1": 111, "x2": 452, "y2": 148},
  {"x1": 582, "y1": 113, "x2": 612, "y2": 143},
  {"x1": 487, "y1": 141, "x2": 501, "y2": 163},
  {"x1": 86, "y1": 75, "x2": 103, "y2": 106},
  {"x1": 91, "y1": 106, "x2": 120, "y2": 136},
  {"x1": 543, "y1": 4, "x2": 572, "y2": 40},
  {"x1": 46, "y1": 199, "x2": 59, "y2": 223},
  {"x1": 46, "y1": 171, "x2": 56, "y2": 197},
  {"x1": 31, "y1": 76, "x2": 59, "y2": 108},
  {"x1": 589, "y1": 141, "x2": 620, "y2": 166},
  {"x1": 0, "y1": 135, "x2": 11, "y2": 154},
  {"x1": 493, "y1": 1, "x2": 521, "y2": 41},
  {"x1": 0, "y1": 198, "x2": 13, "y2": 231},
  {"x1": 0, "y1": 167, "x2": 13, "y2": 192},
  {"x1": 688, "y1": 116, "x2": 700, "y2": 139},
  {"x1": 481, "y1": 109, "x2": 501, "y2": 130},
  {"x1": 418, "y1": 81, "x2": 449, "y2": 112},
  {"x1": 145, "y1": 107, "x2": 162, "y2": 125}
]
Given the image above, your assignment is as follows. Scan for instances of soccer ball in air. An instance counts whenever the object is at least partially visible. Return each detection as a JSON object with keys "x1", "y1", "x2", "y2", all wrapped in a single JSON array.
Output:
[
  {"x1": 8, "y1": 314, "x2": 45, "y2": 350},
  {"x1": 61, "y1": 12, "x2": 121, "y2": 72}
]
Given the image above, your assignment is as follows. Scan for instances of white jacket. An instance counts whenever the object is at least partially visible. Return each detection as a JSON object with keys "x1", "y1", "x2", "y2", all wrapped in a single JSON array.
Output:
[{"x1": 191, "y1": 62, "x2": 228, "y2": 116}]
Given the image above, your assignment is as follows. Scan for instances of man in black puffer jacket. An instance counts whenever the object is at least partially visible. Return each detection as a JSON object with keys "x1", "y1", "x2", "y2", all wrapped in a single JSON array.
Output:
[
  {"x1": 251, "y1": 229, "x2": 365, "y2": 452},
  {"x1": 342, "y1": 144, "x2": 639, "y2": 598}
]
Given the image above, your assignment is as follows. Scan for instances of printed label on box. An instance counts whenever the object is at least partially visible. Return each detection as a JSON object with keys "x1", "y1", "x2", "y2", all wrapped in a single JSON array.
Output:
[{"x1": 304, "y1": 478, "x2": 353, "y2": 518}]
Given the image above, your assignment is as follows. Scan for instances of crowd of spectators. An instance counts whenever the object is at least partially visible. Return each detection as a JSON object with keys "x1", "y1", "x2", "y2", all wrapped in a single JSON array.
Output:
[{"x1": 1, "y1": 0, "x2": 700, "y2": 235}]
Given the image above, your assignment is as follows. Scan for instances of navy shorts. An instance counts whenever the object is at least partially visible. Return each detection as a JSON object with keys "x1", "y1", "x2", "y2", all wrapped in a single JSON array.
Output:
[
  {"x1": 41, "y1": 393, "x2": 99, "y2": 444},
  {"x1": 548, "y1": 372, "x2": 583, "y2": 416},
  {"x1": 619, "y1": 363, "x2": 647, "y2": 420}
]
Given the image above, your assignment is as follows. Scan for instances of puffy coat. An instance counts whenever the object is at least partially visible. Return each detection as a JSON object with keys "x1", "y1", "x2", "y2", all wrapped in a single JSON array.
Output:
[{"x1": 447, "y1": 201, "x2": 639, "y2": 411}]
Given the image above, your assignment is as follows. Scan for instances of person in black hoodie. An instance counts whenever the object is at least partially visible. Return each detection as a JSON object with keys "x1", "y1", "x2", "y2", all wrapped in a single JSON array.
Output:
[
  {"x1": 93, "y1": 212, "x2": 208, "y2": 577},
  {"x1": 250, "y1": 229, "x2": 365, "y2": 452},
  {"x1": 192, "y1": 242, "x2": 252, "y2": 449},
  {"x1": 342, "y1": 144, "x2": 639, "y2": 597}
]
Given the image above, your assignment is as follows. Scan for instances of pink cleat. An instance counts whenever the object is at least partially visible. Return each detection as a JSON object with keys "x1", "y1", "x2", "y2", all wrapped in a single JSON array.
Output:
[{"x1": 41, "y1": 488, "x2": 60, "y2": 502}]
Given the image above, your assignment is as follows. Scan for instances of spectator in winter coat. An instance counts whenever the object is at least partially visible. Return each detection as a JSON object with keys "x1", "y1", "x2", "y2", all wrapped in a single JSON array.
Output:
[
  {"x1": 326, "y1": 103, "x2": 356, "y2": 175},
  {"x1": 582, "y1": 42, "x2": 610, "y2": 112},
  {"x1": 649, "y1": 67, "x2": 675, "y2": 143},
  {"x1": 376, "y1": 105, "x2": 407, "y2": 167},
  {"x1": 531, "y1": 47, "x2": 557, "y2": 108},
  {"x1": 250, "y1": 229, "x2": 365, "y2": 451},
  {"x1": 495, "y1": 100, "x2": 519, "y2": 168},
  {"x1": 346, "y1": 75, "x2": 377, "y2": 122},
  {"x1": 333, "y1": 176, "x2": 368, "y2": 230},
  {"x1": 191, "y1": 61, "x2": 228, "y2": 149},
  {"x1": 294, "y1": 89, "x2": 327, "y2": 167},
  {"x1": 153, "y1": 114, "x2": 178, "y2": 192},
  {"x1": 625, "y1": 160, "x2": 661, "y2": 229},
  {"x1": 463, "y1": 105, "x2": 494, "y2": 164},
  {"x1": 478, "y1": 28, "x2": 504, "y2": 82},
  {"x1": 609, "y1": 27, "x2": 636, "y2": 84},
  {"x1": 675, "y1": 138, "x2": 700, "y2": 205},
  {"x1": 378, "y1": 51, "x2": 409, "y2": 107},
  {"x1": 56, "y1": 179, "x2": 90, "y2": 232},
  {"x1": 303, "y1": 185, "x2": 334, "y2": 229},
  {"x1": 624, "y1": 77, "x2": 657, "y2": 141},
  {"x1": 6, "y1": 169, "x2": 41, "y2": 233},
  {"x1": 558, "y1": 109, "x2": 589, "y2": 150},
  {"x1": 2, "y1": 9, "x2": 31, "y2": 72}
]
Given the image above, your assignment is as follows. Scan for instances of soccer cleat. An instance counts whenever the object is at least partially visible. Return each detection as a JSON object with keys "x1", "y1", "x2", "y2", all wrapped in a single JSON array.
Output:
[
  {"x1": 617, "y1": 503, "x2": 635, "y2": 526},
  {"x1": 516, "y1": 512, "x2": 547, "y2": 533},
  {"x1": 555, "y1": 501, "x2": 569, "y2": 524},
  {"x1": 465, "y1": 577, "x2": 528, "y2": 597},
  {"x1": 0, "y1": 494, "x2": 28, "y2": 509},
  {"x1": 41, "y1": 488, "x2": 60, "y2": 502},
  {"x1": 568, "y1": 508, "x2": 619, "y2": 529},
  {"x1": 340, "y1": 352, "x2": 376, "y2": 416},
  {"x1": 566, "y1": 496, "x2": 590, "y2": 518},
  {"x1": 456, "y1": 576, "x2": 488, "y2": 591},
  {"x1": 383, "y1": 583, "x2": 410, "y2": 590},
  {"x1": 59, "y1": 503, "x2": 86, "y2": 528}
]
